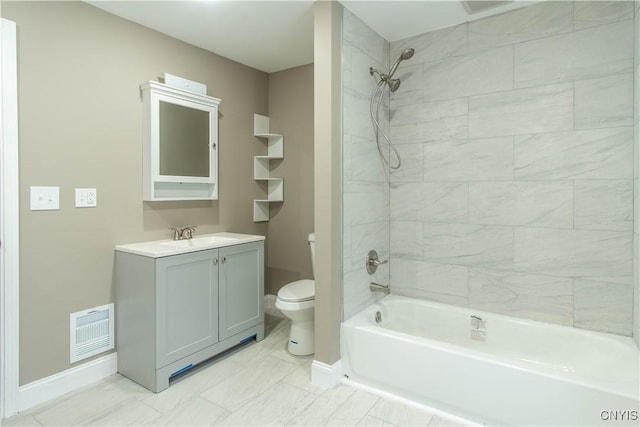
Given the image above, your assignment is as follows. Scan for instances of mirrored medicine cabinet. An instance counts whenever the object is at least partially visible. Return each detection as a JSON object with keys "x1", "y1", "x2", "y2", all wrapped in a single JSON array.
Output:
[{"x1": 141, "y1": 80, "x2": 221, "y2": 201}]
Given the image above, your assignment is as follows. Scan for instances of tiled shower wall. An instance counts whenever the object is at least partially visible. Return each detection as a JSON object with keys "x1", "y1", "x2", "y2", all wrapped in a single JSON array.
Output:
[
  {"x1": 342, "y1": 9, "x2": 391, "y2": 320},
  {"x1": 388, "y1": 1, "x2": 635, "y2": 336},
  {"x1": 634, "y1": 0, "x2": 639, "y2": 346}
]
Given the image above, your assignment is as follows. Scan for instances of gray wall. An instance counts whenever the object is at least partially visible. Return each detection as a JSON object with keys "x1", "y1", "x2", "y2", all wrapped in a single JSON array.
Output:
[
  {"x1": 388, "y1": 1, "x2": 635, "y2": 336},
  {"x1": 3, "y1": 1, "x2": 272, "y2": 384},
  {"x1": 342, "y1": 9, "x2": 390, "y2": 320},
  {"x1": 266, "y1": 64, "x2": 315, "y2": 295}
]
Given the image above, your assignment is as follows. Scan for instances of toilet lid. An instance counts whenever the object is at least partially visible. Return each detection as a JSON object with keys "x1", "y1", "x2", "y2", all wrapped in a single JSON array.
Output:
[{"x1": 278, "y1": 279, "x2": 315, "y2": 302}]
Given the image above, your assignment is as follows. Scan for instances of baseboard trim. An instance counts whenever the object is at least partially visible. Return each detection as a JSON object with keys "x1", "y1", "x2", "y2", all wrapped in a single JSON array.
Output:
[
  {"x1": 17, "y1": 353, "x2": 117, "y2": 413},
  {"x1": 311, "y1": 359, "x2": 342, "y2": 388}
]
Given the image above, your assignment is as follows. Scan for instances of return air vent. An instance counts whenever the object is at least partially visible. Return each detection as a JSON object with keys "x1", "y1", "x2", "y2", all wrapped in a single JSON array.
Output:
[
  {"x1": 462, "y1": 0, "x2": 512, "y2": 15},
  {"x1": 70, "y1": 303, "x2": 114, "y2": 364}
]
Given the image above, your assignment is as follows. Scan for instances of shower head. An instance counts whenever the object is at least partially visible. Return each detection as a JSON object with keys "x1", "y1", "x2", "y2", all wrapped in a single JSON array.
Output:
[
  {"x1": 388, "y1": 79, "x2": 401, "y2": 92},
  {"x1": 400, "y1": 48, "x2": 415, "y2": 61},
  {"x1": 388, "y1": 48, "x2": 415, "y2": 78}
]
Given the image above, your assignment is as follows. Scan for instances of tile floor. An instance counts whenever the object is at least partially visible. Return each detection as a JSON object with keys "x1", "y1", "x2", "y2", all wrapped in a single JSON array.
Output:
[{"x1": 3, "y1": 309, "x2": 472, "y2": 426}]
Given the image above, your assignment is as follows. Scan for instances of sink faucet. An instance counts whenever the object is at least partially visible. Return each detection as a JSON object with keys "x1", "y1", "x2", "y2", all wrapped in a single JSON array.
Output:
[
  {"x1": 180, "y1": 226, "x2": 196, "y2": 240},
  {"x1": 370, "y1": 282, "x2": 390, "y2": 294},
  {"x1": 169, "y1": 226, "x2": 197, "y2": 240}
]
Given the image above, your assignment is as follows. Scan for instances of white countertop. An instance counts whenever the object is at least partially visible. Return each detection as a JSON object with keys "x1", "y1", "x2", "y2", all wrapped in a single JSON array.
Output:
[{"x1": 115, "y1": 232, "x2": 265, "y2": 258}]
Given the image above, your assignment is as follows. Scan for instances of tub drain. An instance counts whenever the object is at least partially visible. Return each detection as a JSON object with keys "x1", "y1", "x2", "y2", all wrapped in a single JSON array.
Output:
[{"x1": 375, "y1": 311, "x2": 382, "y2": 324}]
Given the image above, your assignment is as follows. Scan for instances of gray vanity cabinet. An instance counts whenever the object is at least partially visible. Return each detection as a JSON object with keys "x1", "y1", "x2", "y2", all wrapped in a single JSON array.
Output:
[
  {"x1": 156, "y1": 250, "x2": 219, "y2": 368},
  {"x1": 115, "y1": 240, "x2": 264, "y2": 393},
  {"x1": 219, "y1": 243, "x2": 264, "y2": 340}
]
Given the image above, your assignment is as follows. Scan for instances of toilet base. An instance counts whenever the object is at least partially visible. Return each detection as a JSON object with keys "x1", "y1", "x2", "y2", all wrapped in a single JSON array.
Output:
[{"x1": 287, "y1": 319, "x2": 314, "y2": 356}]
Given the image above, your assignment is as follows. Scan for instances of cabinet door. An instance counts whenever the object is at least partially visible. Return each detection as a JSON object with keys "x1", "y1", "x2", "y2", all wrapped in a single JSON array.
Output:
[
  {"x1": 156, "y1": 249, "x2": 219, "y2": 367},
  {"x1": 219, "y1": 242, "x2": 264, "y2": 341}
]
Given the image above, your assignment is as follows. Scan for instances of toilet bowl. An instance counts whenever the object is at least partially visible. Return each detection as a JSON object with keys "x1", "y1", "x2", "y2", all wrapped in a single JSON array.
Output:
[{"x1": 276, "y1": 233, "x2": 315, "y2": 356}]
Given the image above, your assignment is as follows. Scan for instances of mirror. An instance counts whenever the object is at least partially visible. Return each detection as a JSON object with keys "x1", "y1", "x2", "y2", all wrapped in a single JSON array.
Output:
[
  {"x1": 141, "y1": 80, "x2": 221, "y2": 201},
  {"x1": 159, "y1": 101, "x2": 209, "y2": 177}
]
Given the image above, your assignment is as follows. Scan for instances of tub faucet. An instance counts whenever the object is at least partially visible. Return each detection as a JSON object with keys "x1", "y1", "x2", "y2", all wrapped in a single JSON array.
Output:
[{"x1": 370, "y1": 282, "x2": 390, "y2": 295}]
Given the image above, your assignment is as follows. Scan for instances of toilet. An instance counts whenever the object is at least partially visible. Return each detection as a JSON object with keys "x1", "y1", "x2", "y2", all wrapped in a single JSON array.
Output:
[{"x1": 276, "y1": 233, "x2": 315, "y2": 356}]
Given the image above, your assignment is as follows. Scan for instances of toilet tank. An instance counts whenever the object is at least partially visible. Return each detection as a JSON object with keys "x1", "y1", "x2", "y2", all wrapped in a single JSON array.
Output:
[{"x1": 308, "y1": 233, "x2": 316, "y2": 278}]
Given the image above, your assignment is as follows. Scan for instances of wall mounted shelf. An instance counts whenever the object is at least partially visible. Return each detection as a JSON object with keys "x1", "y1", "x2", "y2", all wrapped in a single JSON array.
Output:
[{"x1": 253, "y1": 114, "x2": 283, "y2": 222}]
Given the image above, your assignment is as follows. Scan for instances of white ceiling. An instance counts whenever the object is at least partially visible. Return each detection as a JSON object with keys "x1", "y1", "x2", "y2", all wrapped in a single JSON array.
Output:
[{"x1": 87, "y1": 0, "x2": 539, "y2": 74}]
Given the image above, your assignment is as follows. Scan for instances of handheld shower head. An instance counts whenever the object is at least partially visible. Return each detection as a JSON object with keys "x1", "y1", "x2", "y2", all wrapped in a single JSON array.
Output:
[
  {"x1": 388, "y1": 48, "x2": 415, "y2": 78},
  {"x1": 400, "y1": 48, "x2": 415, "y2": 60},
  {"x1": 388, "y1": 79, "x2": 401, "y2": 92}
]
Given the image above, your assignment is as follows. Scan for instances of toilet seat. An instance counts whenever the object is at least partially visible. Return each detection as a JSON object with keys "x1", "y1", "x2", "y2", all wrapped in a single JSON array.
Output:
[{"x1": 277, "y1": 279, "x2": 315, "y2": 302}]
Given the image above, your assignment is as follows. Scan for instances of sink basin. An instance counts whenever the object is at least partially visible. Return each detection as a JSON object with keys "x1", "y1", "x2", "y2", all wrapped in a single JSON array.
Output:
[
  {"x1": 158, "y1": 235, "x2": 236, "y2": 249},
  {"x1": 116, "y1": 232, "x2": 265, "y2": 258}
]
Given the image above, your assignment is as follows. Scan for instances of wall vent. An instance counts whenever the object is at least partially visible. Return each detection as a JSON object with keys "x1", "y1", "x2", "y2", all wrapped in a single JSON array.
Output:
[{"x1": 70, "y1": 303, "x2": 114, "y2": 364}]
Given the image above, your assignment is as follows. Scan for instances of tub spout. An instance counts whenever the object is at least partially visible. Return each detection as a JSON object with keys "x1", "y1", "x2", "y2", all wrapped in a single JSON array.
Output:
[{"x1": 370, "y1": 282, "x2": 390, "y2": 294}]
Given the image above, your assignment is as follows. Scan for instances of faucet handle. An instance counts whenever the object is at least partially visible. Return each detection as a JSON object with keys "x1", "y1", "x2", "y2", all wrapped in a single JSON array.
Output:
[
  {"x1": 180, "y1": 225, "x2": 197, "y2": 240},
  {"x1": 169, "y1": 228, "x2": 181, "y2": 241}
]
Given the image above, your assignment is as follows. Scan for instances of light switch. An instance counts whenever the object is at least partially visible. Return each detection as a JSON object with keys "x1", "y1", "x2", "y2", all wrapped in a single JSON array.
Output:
[
  {"x1": 30, "y1": 186, "x2": 60, "y2": 211},
  {"x1": 75, "y1": 188, "x2": 97, "y2": 208}
]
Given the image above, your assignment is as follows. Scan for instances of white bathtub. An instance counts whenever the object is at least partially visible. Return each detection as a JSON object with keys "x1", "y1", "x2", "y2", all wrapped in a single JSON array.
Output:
[{"x1": 342, "y1": 295, "x2": 640, "y2": 426}]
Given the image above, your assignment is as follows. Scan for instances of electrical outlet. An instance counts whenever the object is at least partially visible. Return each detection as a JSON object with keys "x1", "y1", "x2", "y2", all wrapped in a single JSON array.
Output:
[
  {"x1": 75, "y1": 188, "x2": 97, "y2": 208},
  {"x1": 30, "y1": 186, "x2": 60, "y2": 211}
]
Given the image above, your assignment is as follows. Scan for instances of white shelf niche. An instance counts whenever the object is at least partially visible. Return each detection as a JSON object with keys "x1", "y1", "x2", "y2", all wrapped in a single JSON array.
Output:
[{"x1": 253, "y1": 114, "x2": 284, "y2": 222}]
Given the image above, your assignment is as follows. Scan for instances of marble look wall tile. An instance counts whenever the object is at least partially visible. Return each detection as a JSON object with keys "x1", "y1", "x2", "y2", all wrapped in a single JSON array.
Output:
[
  {"x1": 391, "y1": 97, "x2": 468, "y2": 144},
  {"x1": 423, "y1": 137, "x2": 513, "y2": 182},
  {"x1": 347, "y1": 43, "x2": 388, "y2": 97},
  {"x1": 514, "y1": 20, "x2": 633, "y2": 88},
  {"x1": 422, "y1": 223, "x2": 513, "y2": 269},
  {"x1": 635, "y1": 178, "x2": 639, "y2": 235},
  {"x1": 574, "y1": 179, "x2": 633, "y2": 232},
  {"x1": 345, "y1": 141, "x2": 389, "y2": 183},
  {"x1": 514, "y1": 127, "x2": 633, "y2": 180},
  {"x1": 574, "y1": 1, "x2": 634, "y2": 31},
  {"x1": 469, "y1": 181, "x2": 573, "y2": 228},
  {"x1": 468, "y1": 1, "x2": 573, "y2": 51},
  {"x1": 390, "y1": 221, "x2": 423, "y2": 260},
  {"x1": 391, "y1": 258, "x2": 469, "y2": 306},
  {"x1": 468, "y1": 83, "x2": 573, "y2": 138},
  {"x1": 344, "y1": 182, "x2": 388, "y2": 227},
  {"x1": 574, "y1": 279, "x2": 633, "y2": 336},
  {"x1": 514, "y1": 227, "x2": 632, "y2": 281},
  {"x1": 344, "y1": 259, "x2": 389, "y2": 320},
  {"x1": 390, "y1": 182, "x2": 468, "y2": 223},
  {"x1": 343, "y1": 41, "x2": 353, "y2": 91},
  {"x1": 343, "y1": 9, "x2": 389, "y2": 67},
  {"x1": 390, "y1": 63, "x2": 423, "y2": 108},
  {"x1": 350, "y1": 221, "x2": 389, "y2": 272},
  {"x1": 390, "y1": 23, "x2": 467, "y2": 65},
  {"x1": 469, "y1": 268, "x2": 573, "y2": 325},
  {"x1": 423, "y1": 46, "x2": 513, "y2": 102},
  {"x1": 634, "y1": 231, "x2": 639, "y2": 343},
  {"x1": 390, "y1": 142, "x2": 423, "y2": 183},
  {"x1": 574, "y1": 73, "x2": 633, "y2": 130},
  {"x1": 344, "y1": 87, "x2": 376, "y2": 140}
]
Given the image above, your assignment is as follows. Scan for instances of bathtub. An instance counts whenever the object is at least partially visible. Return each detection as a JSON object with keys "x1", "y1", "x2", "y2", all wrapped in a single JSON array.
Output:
[{"x1": 341, "y1": 295, "x2": 640, "y2": 426}]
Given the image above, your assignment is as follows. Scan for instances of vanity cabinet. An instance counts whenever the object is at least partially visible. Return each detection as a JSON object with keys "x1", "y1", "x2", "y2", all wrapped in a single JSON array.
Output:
[{"x1": 115, "y1": 237, "x2": 264, "y2": 393}]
